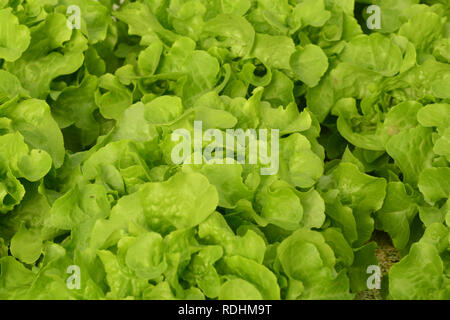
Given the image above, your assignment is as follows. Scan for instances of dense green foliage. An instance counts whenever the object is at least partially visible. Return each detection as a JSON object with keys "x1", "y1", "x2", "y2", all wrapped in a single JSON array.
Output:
[{"x1": 0, "y1": 0, "x2": 449, "y2": 300}]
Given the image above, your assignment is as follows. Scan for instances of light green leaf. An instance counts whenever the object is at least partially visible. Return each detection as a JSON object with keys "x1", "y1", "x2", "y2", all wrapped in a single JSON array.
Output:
[{"x1": 290, "y1": 44, "x2": 329, "y2": 87}]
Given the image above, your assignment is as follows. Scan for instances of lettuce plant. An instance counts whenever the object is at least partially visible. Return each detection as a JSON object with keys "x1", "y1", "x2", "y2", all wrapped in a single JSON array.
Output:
[{"x1": 0, "y1": 0, "x2": 449, "y2": 300}]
